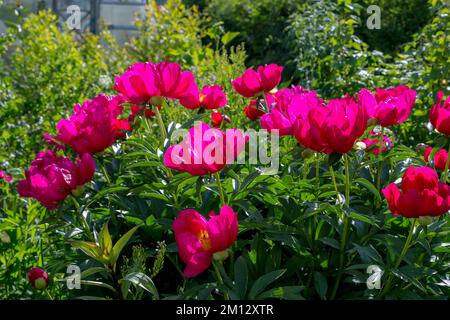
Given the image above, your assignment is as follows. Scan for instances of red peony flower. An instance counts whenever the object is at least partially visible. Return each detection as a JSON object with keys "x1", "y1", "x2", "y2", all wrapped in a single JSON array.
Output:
[
  {"x1": 173, "y1": 206, "x2": 238, "y2": 277},
  {"x1": 382, "y1": 166, "x2": 450, "y2": 218},
  {"x1": 18, "y1": 151, "x2": 95, "y2": 210}
]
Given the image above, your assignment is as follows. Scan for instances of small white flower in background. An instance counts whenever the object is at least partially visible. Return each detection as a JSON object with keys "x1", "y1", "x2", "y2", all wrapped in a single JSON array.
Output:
[{"x1": 99, "y1": 75, "x2": 113, "y2": 89}]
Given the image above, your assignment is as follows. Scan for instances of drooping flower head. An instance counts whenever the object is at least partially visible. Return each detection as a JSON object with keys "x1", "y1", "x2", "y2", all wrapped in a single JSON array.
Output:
[
  {"x1": 164, "y1": 122, "x2": 247, "y2": 176},
  {"x1": 18, "y1": 151, "x2": 95, "y2": 210},
  {"x1": 260, "y1": 87, "x2": 324, "y2": 136},
  {"x1": 56, "y1": 94, "x2": 131, "y2": 155},
  {"x1": 361, "y1": 130, "x2": 393, "y2": 155},
  {"x1": 358, "y1": 85, "x2": 416, "y2": 127},
  {"x1": 27, "y1": 267, "x2": 49, "y2": 290},
  {"x1": 424, "y1": 146, "x2": 449, "y2": 172},
  {"x1": 382, "y1": 166, "x2": 450, "y2": 218},
  {"x1": 293, "y1": 94, "x2": 367, "y2": 154},
  {"x1": 430, "y1": 91, "x2": 450, "y2": 135},
  {"x1": 232, "y1": 64, "x2": 283, "y2": 98},
  {"x1": 114, "y1": 61, "x2": 198, "y2": 106},
  {"x1": 173, "y1": 206, "x2": 238, "y2": 277},
  {"x1": 180, "y1": 85, "x2": 227, "y2": 110}
]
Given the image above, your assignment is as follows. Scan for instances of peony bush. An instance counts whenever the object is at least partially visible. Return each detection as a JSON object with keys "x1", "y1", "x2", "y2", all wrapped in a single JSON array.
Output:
[{"x1": 0, "y1": 56, "x2": 448, "y2": 300}]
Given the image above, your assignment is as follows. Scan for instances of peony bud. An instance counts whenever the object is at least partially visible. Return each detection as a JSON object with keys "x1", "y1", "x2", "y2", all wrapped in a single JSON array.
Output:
[
  {"x1": 27, "y1": 267, "x2": 49, "y2": 290},
  {"x1": 301, "y1": 148, "x2": 315, "y2": 159}
]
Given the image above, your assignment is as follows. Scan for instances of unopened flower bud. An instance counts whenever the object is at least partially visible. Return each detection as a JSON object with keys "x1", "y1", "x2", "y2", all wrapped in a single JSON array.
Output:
[
  {"x1": 27, "y1": 267, "x2": 49, "y2": 290},
  {"x1": 301, "y1": 148, "x2": 315, "y2": 159}
]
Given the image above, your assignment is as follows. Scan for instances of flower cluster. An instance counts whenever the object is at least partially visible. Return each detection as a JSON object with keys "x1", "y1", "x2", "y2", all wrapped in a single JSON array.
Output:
[{"x1": 16, "y1": 59, "x2": 450, "y2": 280}]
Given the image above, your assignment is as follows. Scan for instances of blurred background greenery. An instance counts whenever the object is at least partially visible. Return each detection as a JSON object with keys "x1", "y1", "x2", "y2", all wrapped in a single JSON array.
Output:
[{"x1": 1, "y1": 0, "x2": 448, "y2": 173}]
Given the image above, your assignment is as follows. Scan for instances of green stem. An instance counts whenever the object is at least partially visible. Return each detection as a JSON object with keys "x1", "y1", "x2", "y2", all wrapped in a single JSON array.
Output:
[
  {"x1": 329, "y1": 166, "x2": 340, "y2": 209},
  {"x1": 154, "y1": 105, "x2": 167, "y2": 143},
  {"x1": 376, "y1": 127, "x2": 385, "y2": 190},
  {"x1": 212, "y1": 260, "x2": 229, "y2": 300},
  {"x1": 440, "y1": 144, "x2": 450, "y2": 182},
  {"x1": 379, "y1": 219, "x2": 416, "y2": 298},
  {"x1": 315, "y1": 154, "x2": 320, "y2": 198},
  {"x1": 44, "y1": 289, "x2": 54, "y2": 300},
  {"x1": 330, "y1": 154, "x2": 351, "y2": 300},
  {"x1": 214, "y1": 172, "x2": 226, "y2": 206},
  {"x1": 103, "y1": 166, "x2": 111, "y2": 184}
]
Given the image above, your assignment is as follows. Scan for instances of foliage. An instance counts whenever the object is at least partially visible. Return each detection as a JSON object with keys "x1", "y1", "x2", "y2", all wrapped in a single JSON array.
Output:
[
  {"x1": 0, "y1": 0, "x2": 449, "y2": 301},
  {"x1": 127, "y1": 0, "x2": 247, "y2": 124},
  {"x1": 0, "y1": 10, "x2": 125, "y2": 170},
  {"x1": 204, "y1": 0, "x2": 301, "y2": 72},
  {"x1": 354, "y1": 0, "x2": 431, "y2": 54}
]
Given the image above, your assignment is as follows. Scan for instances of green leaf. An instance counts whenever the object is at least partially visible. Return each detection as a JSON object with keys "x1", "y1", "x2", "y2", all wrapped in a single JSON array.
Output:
[
  {"x1": 122, "y1": 272, "x2": 159, "y2": 299},
  {"x1": 110, "y1": 225, "x2": 140, "y2": 268},
  {"x1": 257, "y1": 286, "x2": 304, "y2": 300},
  {"x1": 234, "y1": 256, "x2": 248, "y2": 299},
  {"x1": 80, "y1": 280, "x2": 118, "y2": 294},
  {"x1": 99, "y1": 222, "x2": 112, "y2": 256},
  {"x1": 69, "y1": 240, "x2": 109, "y2": 264},
  {"x1": 80, "y1": 267, "x2": 107, "y2": 279},
  {"x1": 313, "y1": 272, "x2": 328, "y2": 299},
  {"x1": 86, "y1": 186, "x2": 129, "y2": 207},
  {"x1": 221, "y1": 31, "x2": 240, "y2": 46},
  {"x1": 353, "y1": 178, "x2": 380, "y2": 201},
  {"x1": 248, "y1": 269, "x2": 286, "y2": 299}
]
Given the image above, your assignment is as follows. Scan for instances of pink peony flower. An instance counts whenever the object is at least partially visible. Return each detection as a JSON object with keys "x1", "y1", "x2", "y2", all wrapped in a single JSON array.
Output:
[
  {"x1": 56, "y1": 94, "x2": 131, "y2": 155},
  {"x1": 293, "y1": 94, "x2": 368, "y2": 154},
  {"x1": 361, "y1": 130, "x2": 393, "y2": 155},
  {"x1": 232, "y1": 64, "x2": 283, "y2": 97},
  {"x1": 114, "y1": 61, "x2": 198, "y2": 106},
  {"x1": 18, "y1": 151, "x2": 95, "y2": 210},
  {"x1": 164, "y1": 122, "x2": 247, "y2": 176},
  {"x1": 358, "y1": 85, "x2": 416, "y2": 127},
  {"x1": 383, "y1": 166, "x2": 450, "y2": 218},
  {"x1": 260, "y1": 87, "x2": 323, "y2": 136},
  {"x1": 424, "y1": 146, "x2": 449, "y2": 171},
  {"x1": 180, "y1": 85, "x2": 227, "y2": 110},
  {"x1": 173, "y1": 205, "x2": 238, "y2": 277},
  {"x1": 430, "y1": 91, "x2": 450, "y2": 135}
]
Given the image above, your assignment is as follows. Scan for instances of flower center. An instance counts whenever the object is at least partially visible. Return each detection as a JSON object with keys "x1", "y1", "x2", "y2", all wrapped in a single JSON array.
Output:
[{"x1": 198, "y1": 229, "x2": 212, "y2": 251}]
